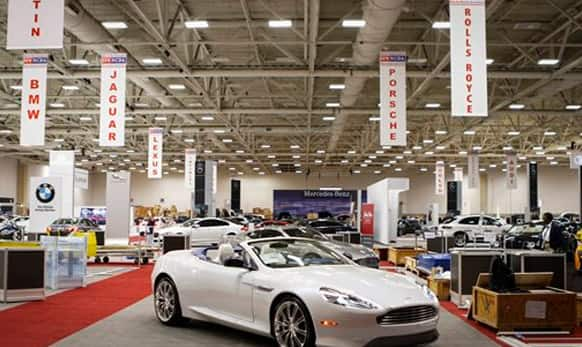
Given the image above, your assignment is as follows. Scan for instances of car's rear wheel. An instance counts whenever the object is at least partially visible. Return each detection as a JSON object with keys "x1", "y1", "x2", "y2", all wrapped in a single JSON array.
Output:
[
  {"x1": 154, "y1": 277, "x2": 184, "y2": 325},
  {"x1": 454, "y1": 232, "x2": 468, "y2": 247},
  {"x1": 272, "y1": 297, "x2": 315, "y2": 347}
]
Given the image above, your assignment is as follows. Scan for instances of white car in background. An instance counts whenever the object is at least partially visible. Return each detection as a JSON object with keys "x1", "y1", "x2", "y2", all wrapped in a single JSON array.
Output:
[
  {"x1": 155, "y1": 217, "x2": 243, "y2": 245},
  {"x1": 10, "y1": 216, "x2": 29, "y2": 233},
  {"x1": 437, "y1": 214, "x2": 508, "y2": 247}
]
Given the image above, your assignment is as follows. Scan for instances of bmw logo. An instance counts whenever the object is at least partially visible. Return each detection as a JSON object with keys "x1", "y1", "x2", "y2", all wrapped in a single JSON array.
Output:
[{"x1": 36, "y1": 183, "x2": 55, "y2": 204}]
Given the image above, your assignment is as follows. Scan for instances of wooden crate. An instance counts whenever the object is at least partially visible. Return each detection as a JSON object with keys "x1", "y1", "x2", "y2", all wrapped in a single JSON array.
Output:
[
  {"x1": 404, "y1": 256, "x2": 418, "y2": 273},
  {"x1": 388, "y1": 247, "x2": 425, "y2": 266},
  {"x1": 472, "y1": 272, "x2": 577, "y2": 332},
  {"x1": 428, "y1": 277, "x2": 450, "y2": 301},
  {"x1": 577, "y1": 294, "x2": 582, "y2": 325},
  {"x1": 374, "y1": 246, "x2": 389, "y2": 261}
]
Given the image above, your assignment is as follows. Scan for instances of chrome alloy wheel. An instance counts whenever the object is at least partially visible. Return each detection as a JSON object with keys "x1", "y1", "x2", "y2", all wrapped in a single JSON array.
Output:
[
  {"x1": 274, "y1": 301, "x2": 308, "y2": 347},
  {"x1": 155, "y1": 280, "x2": 176, "y2": 322}
]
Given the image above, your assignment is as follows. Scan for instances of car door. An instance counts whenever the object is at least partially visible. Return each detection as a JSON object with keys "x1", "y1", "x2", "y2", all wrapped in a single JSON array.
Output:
[
  {"x1": 456, "y1": 216, "x2": 480, "y2": 239},
  {"x1": 481, "y1": 217, "x2": 501, "y2": 243}
]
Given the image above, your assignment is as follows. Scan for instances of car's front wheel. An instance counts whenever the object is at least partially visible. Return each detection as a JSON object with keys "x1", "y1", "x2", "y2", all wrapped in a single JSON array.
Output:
[
  {"x1": 154, "y1": 277, "x2": 184, "y2": 325},
  {"x1": 272, "y1": 297, "x2": 316, "y2": 347}
]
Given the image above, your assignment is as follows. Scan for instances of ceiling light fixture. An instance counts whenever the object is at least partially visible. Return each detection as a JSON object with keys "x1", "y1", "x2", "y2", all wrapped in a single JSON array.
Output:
[
  {"x1": 201, "y1": 116, "x2": 214, "y2": 121},
  {"x1": 463, "y1": 130, "x2": 476, "y2": 135},
  {"x1": 566, "y1": 104, "x2": 581, "y2": 110},
  {"x1": 507, "y1": 131, "x2": 521, "y2": 136},
  {"x1": 168, "y1": 84, "x2": 186, "y2": 90},
  {"x1": 509, "y1": 104, "x2": 525, "y2": 110},
  {"x1": 328, "y1": 84, "x2": 345, "y2": 90},
  {"x1": 68, "y1": 59, "x2": 89, "y2": 65},
  {"x1": 62, "y1": 85, "x2": 79, "y2": 91},
  {"x1": 268, "y1": 20, "x2": 292, "y2": 28},
  {"x1": 154, "y1": 116, "x2": 167, "y2": 121},
  {"x1": 102, "y1": 21, "x2": 128, "y2": 29},
  {"x1": 537, "y1": 58, "x2": 560, "y2": 65},
  {"x1": 432, "y1": 21, "x2": 450, "y2": 29},
  {"x1": 185, "y1": 20, "x2": 209, "y2": 29},
  {"x1": 369, "y1": 117, "x2": 380, "y2": 121},
  {"x1": 142, "y1": 58, "x2": 163, "y2": 65},
  {"x1": 486, "y1": 58, "x2": 494, "y2": 65},
  {"x1": 326, "y1": 102, "x2": 340, "y2": 108},
  {"x1": 322, "y1": 116, "x2": 336, "y2": 121},
  {"x1": 425, "y1": 103, "x2": 441, "y2": 108}
]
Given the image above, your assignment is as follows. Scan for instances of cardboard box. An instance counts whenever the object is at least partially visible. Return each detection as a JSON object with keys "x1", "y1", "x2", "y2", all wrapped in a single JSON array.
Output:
[{"x1": 388, "y1": 247, "x2": 425, "y2": 266}]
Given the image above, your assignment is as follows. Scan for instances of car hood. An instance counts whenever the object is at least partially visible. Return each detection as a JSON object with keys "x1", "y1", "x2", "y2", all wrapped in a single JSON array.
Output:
[
  {"x1": 320, "y1": 240, "x2": 377, "y2": 260},
  {"x1": 275, "y1": 265, "x2": 436, "y2": 309}
]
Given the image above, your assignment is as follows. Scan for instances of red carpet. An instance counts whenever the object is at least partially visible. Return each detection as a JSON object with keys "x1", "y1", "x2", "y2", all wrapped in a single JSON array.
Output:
[{"x1": 0, "y1": 265, "x2": 152, "y2": 347}]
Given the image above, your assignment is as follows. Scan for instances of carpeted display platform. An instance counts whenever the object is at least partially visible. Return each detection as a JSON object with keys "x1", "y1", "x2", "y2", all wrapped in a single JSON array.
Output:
[{"x1": 0, "y1": 265, "x2": 152, "y2": 347}]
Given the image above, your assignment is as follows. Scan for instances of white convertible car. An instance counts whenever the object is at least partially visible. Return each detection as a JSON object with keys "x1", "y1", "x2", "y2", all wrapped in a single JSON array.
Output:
[{"x1": 152, "y1": 238, "x2": 439, "y2": 347}]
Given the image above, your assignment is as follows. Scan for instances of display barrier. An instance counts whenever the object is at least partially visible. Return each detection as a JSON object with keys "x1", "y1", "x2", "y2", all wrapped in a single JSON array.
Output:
[
  {"x1": 40, "y1": 236, "x2": 86, "y2": 290},
  {"x1": 0, "y1": 247, "x2": 45, "y2": 302},
  {"x1": 505, "y1": 250, "x2": 567, "y2": 289}
]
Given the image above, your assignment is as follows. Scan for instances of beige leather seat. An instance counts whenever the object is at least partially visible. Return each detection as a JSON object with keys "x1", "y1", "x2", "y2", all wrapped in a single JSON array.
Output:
[{"x1": 214, "y1": 243, "x2": 234, "y2": 264}]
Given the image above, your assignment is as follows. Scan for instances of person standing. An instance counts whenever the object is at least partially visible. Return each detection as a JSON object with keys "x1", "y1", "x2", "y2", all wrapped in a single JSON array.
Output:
[{"x1": 542, "y1": 212, "x2": 564, "y2": 252}]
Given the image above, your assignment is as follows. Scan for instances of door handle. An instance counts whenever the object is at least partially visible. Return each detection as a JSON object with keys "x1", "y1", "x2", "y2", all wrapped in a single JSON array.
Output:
[{"x1": 244, "y1": 283, "x2": 274, "y2": 292}]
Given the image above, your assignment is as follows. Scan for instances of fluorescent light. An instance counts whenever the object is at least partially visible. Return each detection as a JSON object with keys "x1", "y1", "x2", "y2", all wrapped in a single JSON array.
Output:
[
  {"x1": 154, "y1": 116, "x2": 167, "y2": 121},
  {"x1": 544, "y1": 131, "x2": 556, "y2": 136},
  {"x1": 142, "y1": 58, "x2": 163, "y2": 65},
  {"x1": 68, "y1": 59, "x2": 89, "y2": 65},
  {"x1": 347, "y1": 150, "x2": 356, "y2": 154},
  {"x1": 412, "y1": 145, "x2": 422, "y2": 150},
  {"x1": 490, "y1": 164, "x2": 498, "y2": 168},
  {"x1": 537, "y1": 59, "x2": 559, "y2": 65},
  {"x1": 566, "y1": 104, "x2": 581, "y2": 110},
  {"x1": 425, "y1": 151, "x2": 434, "y2": 155},
  {"x1": 550, "y1": 161, "x2": 558, "y2": 165},
  {"x1": 0, "y1": 129, "x2": 13, "y2": 134},
  {"x1": 294, "y1": 163, "x2": 301, "y2": 167},
  {"x1": 374, "y1": 170, "x2": 382, "y2": 174},
  {"x1": 407, "y1": 160, "x2": 416, "y2": 164},
  {"x1": 425, "y1": 103, "x2": 441, "y2": 108},
  {"x1": 213, "y1": 129, "x2": 226, "y2": 134},
  {"x1": 436, "y1": 145, "x2": 446, "y2": 150},
  {"x1": 49, "y1": 103, "x2": 65, "y2": 108},
  {"x1": 360, "y1": 163, "x2": 368, "y2": 167},
  {"x1": 235, "y1": 150, "x2": 244, "y2": 154},
  {"x1": 10, "y1": 85, "x2": 22, "y2": 90},
  {"x1": 168, "y1": 84, "x2": 186, "y2": 90},
  {"x1": 260, "y1": 144, "x2": 271, "y2": 148},
  {"x1": 102, "y1": 21, "x2": 127, "y2": 29},
  {"x1": 316, "y1": 150, "x2": 326, "y2": 154},
  {"x1": 420, "y1": 168, "x2": 428, "y2": 172},
  {"x1": 463, "y1": 130, "x2": 476, "y2": 135},
  {"x1": 479, "y1": 168, "x2": 486, "y2": 172},
  {"x1": 375, "y1": 150, "x2": 384, "y2": 154},
  {"x1": 201, "y1": 116, "x2": 214, "y2": 121},
  {"x1": 275, "y1": 170, "x2": 282, "y2": 174},
  {"x1": 509, "y1": 103, "x2": 525, "y2": 110},
  {"x1": 245, "y1": 159, "x2": 253, "y2": 163},
  {"x1": 320, "y1": 187, "x2": 342, "y2": 191},
  {"x1": 292, "y1": 155, "x2": 301, "y2": 159},
  {"x1": 203, "y1": 150, "x2": 212, "y2": 154},
  {"x1": 369, "y1": 117, "x2": 380, "y2": 121},
  {"x1": 253, "y1": 167, "x2": 260, "y2": 171},
  {"x1": 184, "y1": 138, "x2": 195, "y2": 143},
  {"x1": 432, "y1": 21, "x2": 450, "y2": 29},
  {"x1": 221, "y1": 139, "x2": 233, "y2": 143},
  {"x1": 394, "y1": 168, "x2": 402, "y2": 172},
  {"x1": 368, "y1": 155, "x2": 377, "y2": 159},
  {"x1": 353, "y1": 170, "x2": 361, "y2": 174},
  {"x1": 188, "y1": 102, "x2": 203, "y2": 107},
  {"x1": 342, "y1": 19, "x2": 366, "y2": 28},
  {"x1": 54, "y1": 138, "x2": 64, "y2": 142},
  {"x1": 507, "y1": 131, "x2": 520, "y2": 136},
  {"x1": 458, "y1": 151, "x2": 468, "y2": 155},
  {"x1": 329, "y1": 84, "x2": 345, "y2": 90},
  {"x1": 322, "y1": 116, "x2": 336, "y2": 121},
  {"x1": 435, "y1": 130, "x2": 448, "y2": 135},
  {"x1": 268, "y1": 20, "x2": 292, "y2": 28},
  {"x1": 557, "y1": 146, "x2": 567, "y2": 151},
  {"x1": 423, "y1": 139, "x2": 434, "y2": 144},
  {"x1": 503, "y1": 146, "x2": 513, "y2": 151},
  {"x1": 185, "y1": 20, "x2": 209, "y2": 29},
  {"x1": 341, "y1": 160, "x2": 349, "y2": 164},
  {"x1": 170, "y1": 129, "x2": 183, "y2": 134},
  {"x1": 134, "y1": 103, "x2": 149, "y2": 107},
  {"x1": 407, "y1": 58, "x2": 427, "y2": 64},
  {"x1": 486, "y1": 58, "x2": 494, "y2": 65},
  {"x1": 403, "y1": 150, "x2": 412, "y2": 154},
  {"x1": 79, "y1": 116, "x2": 92, "y2": 121},
  {"x1": 326, "y1": 102, "x2": 340, "y2": 108},
  {"x1": 536, "y1": 151, "x2": 545, "y2": 155},
  {"x1": 290, "y1": 145, "x2": 300, "y2": 149},
  {"x1": 62, "y1": 85, "x2": 79, "y2": 91},
  {"x1": 473, "y1": 146, "x2": 482, "y2": 151},
  {"x1": 364, "y1": 159, "x2": 372, "y2": 164},
  {"x1": 314, "y1": 159, "x2": 322, "y2": 164},
  {"x1": 546, "y1": 156, "x2": 555, "y2": 160}
]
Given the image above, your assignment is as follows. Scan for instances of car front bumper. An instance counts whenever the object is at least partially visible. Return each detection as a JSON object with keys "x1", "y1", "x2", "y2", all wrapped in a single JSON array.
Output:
[{"x1": 312, "y1": 304, "x2": 439, "y2": 347}]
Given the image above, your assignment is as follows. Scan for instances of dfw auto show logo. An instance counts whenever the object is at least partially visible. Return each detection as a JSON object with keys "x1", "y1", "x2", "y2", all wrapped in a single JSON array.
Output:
[{"x1": 36, "y1": 183, "x2": 55, "y2": 203}]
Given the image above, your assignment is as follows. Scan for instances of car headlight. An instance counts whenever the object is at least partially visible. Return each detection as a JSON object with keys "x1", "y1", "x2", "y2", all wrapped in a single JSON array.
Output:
[
  {"x1": 421, "y1": 285, "x2": 439, "y2": 304},
  {"x1": 319, "y1": 287, "x2": 379, "y2": 310}
]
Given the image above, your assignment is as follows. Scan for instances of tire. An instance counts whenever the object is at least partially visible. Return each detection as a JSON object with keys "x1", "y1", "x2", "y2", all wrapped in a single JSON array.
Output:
[
  {"x1": 271, "y1": 296, "x2": 316, "y2": 347},
  {"x1": 454, "y1": 232, "x2": 468, "y2": 247},
  {"x1": 154, "y1": 277, "x2": 184, "y2": 326},
  {"x1": 95, "y1": 256, "x2": 102, "y2": 263},
  {"x1": 103, "y1": 256, "x2": 109, "y2": 263}
]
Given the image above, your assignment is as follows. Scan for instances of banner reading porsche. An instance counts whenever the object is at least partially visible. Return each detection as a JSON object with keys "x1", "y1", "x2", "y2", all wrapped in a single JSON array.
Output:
[
  {"x1": 379, "y1": 51, "x2": 407, "y2": 146},
  {"x1": 99, "y1": 53, "x2": 127, "y2": 147},
  {"x1": 185, "y1": 149, "x2": 197, "y2": 189},
  {"x1": 450, "y1": 0, "x2": 488, "y2": 117},
  {"x1": 20, "y1": 54, "x2": 48, "y2": 146},
  {"x1": 6, "y1": 0, "x2": 64, "y2": 49},
  {"x1": 435, "y1": 162, "x2": 445, "y2": 195},
  {"x1": 506, "y1": 154, "x2": 518, "y2": 189},
  {"x1": 148, "y1": 128, "x2": 163, "y2": 179},
  {"x1": 468, "y1": 154, "x2": 479, "y2": 189}
]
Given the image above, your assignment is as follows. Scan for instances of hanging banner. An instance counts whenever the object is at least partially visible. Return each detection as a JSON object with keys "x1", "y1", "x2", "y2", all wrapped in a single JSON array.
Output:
[
  {"x1": 468, "y1": 154, "x2": 479, "y2": 189},
  {"x1": 454, "y1": 167, "x2": 464, "y2": 182},
  {"x1": 379, "y1": 51, "x2": 407, "y2": 146},
  {"x1": 506, "y1": 154, "x2": 518, "y2": 189},
  {"x1": 20, "y1": 54, "x2": 48, "y2": 146},
  {"x1": 29, "y1": 176, "x2": 62, "y2": 234},
  {"x1": 148, "y1": 128, "x2": 163, "y2": 179},
  {"x1": 185, "y1": 149, "x2": 197, "y2": 189},
  {"x1": 75, "y1": 168, "x2": 89, "y2": 190},
  {"x1": 570, "y1": 151, "x2": 582, "y2": 169},
  {"x1": 435, "y1": 162, "x2": 445, "y2": 195},
  {"x1": 6, "y1": 0, "x2": 64, "y2": 49},
  {"x1": 527, "y1": 162, "x2": 539, "y2": 213},
  {"x1": 99, "y1": 53, "x2": 127, "y2": 147},
  {"x1": 449, "y1": 0, "x2": 488, "y2": 117}
]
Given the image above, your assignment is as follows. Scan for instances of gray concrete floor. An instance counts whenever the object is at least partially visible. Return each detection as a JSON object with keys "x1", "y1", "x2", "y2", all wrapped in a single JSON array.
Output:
[{"x1": 54, "y1": 296, "x2": 499, "y2": 347}]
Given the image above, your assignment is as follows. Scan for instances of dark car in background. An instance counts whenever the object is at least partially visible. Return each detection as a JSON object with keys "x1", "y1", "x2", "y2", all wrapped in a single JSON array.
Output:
[
  {"x1": 301, "y1": 219, "x2": 356, "y2": 234},
  {"x1": 46, "y1": 218, "x2": 99, "y2": 236},
  {"x1": 500, "y1": 223, "x2": 545, "y2": 249},
  {"x1": 398, "y1": 218, "x2": 423, "y2": 236}
]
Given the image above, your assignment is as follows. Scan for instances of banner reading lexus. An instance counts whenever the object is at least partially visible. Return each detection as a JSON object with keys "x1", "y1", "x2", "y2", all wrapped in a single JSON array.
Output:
[
  {"x1": 435, "y1": 162, "x2": 445, "y2": 195},
  {"x1": 506, "y1": 154, "x2": 518, "y2": 189},
  {"x1": 20, "y1": 54, "x2": 48, "y2": 146},
  {"x1": 185, "y1": 149, "x2": 197, "y2": 189},
  {"x1": 450, "y1": 0, "x2": 488, "y2": 117},
  {"x1": 100, "y1": 53, "x2": 127, "y2": 147},
  {"x1": 6, "y1": 0, "x2": 64, "y2": 49},
  {"x1": 148, "y1": 128, "x2": 163, "y2": 179},
  {"x1": 468, "y1": 154, "x2": 479, "y2": 189},
  {"x1": 379, "y1": 51, "x2": 407, "y2": 146}
]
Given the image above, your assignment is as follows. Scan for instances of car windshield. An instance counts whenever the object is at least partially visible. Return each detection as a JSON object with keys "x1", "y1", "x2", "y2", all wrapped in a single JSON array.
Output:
[
  {"x1": 249, "y1": 239, "x2": 347, "y2": 268},
  {"x1": 285, "y1": 227, "x2": 328, "y2": 240},
  {"x1": 508, "y1": 224, "x2": 544, "y2": 235},
  {"x1": 54, "y1": 218, "x2": 76, "y2": 225}
]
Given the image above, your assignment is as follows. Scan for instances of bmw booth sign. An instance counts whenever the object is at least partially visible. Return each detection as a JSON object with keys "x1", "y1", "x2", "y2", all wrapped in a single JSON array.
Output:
[{"x1": 29, "y1": 176, "x2": 62, "y2": 235}]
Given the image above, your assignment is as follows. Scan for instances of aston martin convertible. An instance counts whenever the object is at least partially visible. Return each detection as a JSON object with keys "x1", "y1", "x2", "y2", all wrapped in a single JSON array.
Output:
[{"x1": 152, "y1": 238, "x2": 439, "y2": 347}]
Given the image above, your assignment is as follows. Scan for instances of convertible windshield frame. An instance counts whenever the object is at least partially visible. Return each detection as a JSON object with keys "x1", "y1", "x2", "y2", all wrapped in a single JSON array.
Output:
[{"x1": 246, "y1": 239, "x2": 348, "y2": 269}]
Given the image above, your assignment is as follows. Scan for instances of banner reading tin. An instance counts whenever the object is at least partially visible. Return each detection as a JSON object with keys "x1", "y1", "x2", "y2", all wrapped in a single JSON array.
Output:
[
  {"x1": 435, "y1": 162, "x2": 445, "y2": 195},
  {"x1": 20, "y1": 54, "x2": 48, "y2": 146},
  {"x1": 450, "y1": 0, "x2": 488, "y2": 117},
  {"x1": 506, "y1": 154, "x2": 517, "y2": 189},
  {"x1": 185, "y1": 149, "x2": 197, "y2": 189},
  {"x1": 100, "y1": 53, "x2": 127, "y2": 147},
  {"x1": 379, "y1": 51, "x2": 407, "y2": 146},
  {"x1": 148, "y1": 128, "x2": 163, "y2": 179},
  {"x1": 468, "y1": 154, "x2": 479, "y2": 188},
  {"x1": 6, "y1": 0, "x2": 64, "y2": 49}
]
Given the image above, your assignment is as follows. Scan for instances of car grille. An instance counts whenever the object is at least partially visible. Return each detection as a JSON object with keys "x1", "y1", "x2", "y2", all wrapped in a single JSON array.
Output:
[
  {"x1": 356, "y1": 257, "x2": 379, "y2": 268},
  {"x1": 377, "y1": 305, "x2": 438, "y2": 326}
]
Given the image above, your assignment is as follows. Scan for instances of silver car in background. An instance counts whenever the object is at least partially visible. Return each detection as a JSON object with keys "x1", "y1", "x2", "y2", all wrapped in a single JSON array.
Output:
[{"x1": 244, "y1": 226, "x2": 380, "y2": 268}]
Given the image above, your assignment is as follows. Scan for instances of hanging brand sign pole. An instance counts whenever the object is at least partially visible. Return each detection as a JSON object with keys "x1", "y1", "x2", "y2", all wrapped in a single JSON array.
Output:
[
  {"x1": 185, "y1": 149, "x2": 197, "y2": 189},
  {"x1": 148, "y1": 128, "x2": 163, "y2": 179},
  {"x1": 435, "y1": 162, "x2": 445, "y2": 195},
  {"x1": 506, "y1": 154, "x2": 518, "y2": 189},
  {"x1": 449, "y1": 0, "x2": 488, "y2": 117},
  {"x1": 468, "y1": 154, "x2": 479, "y2": 189},
  {"x1": 6, "y1": 0, "x2": 64, "y2": 50},
  {"x1": 379, "y1": 51, "x2": 407, "y2": 147},
  {"x1": 20, "y1": 54, "x2": 48, "y2": 146},
  {"x1": 99, "y1": 53, "x2": 127, "y2": 147}
]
